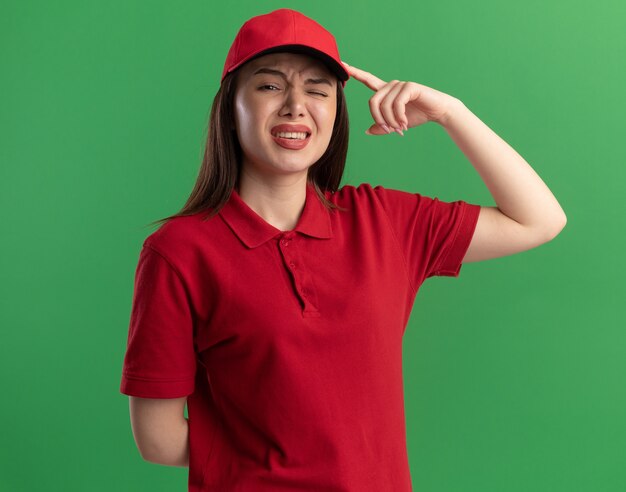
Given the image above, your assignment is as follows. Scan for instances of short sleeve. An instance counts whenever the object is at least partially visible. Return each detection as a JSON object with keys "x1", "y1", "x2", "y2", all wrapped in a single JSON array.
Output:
[
  {"x1": 120, "y1": 244, "x2": 197, "y2": 398},
  {"x1": 373, "y1": 185, "x2": 481, "y2": 288}
]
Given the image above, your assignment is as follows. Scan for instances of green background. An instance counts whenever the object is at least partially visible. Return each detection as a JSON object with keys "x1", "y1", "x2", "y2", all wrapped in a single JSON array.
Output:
[{"x1": 2, "y1": 0, "x2": 624, "y2": 490}]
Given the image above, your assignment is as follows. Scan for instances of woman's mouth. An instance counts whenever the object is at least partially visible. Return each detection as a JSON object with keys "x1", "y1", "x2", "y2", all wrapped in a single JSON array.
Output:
[{"x1": 271, "y1": 131, "x2": 311, "y2": 150}]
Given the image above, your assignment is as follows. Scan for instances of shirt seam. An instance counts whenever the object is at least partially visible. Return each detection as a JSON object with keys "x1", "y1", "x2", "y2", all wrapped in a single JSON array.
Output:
[
  {"x1": 373, "y1": 194, "x2": 418, "y2": 296},
  {"x1": 431, "y1": 202, "x2": 467, "y2": 275},
  {"x1": 143, "y1": 241, "x2": 186, "y2": 282},
  {"x1": 142, "y1": 241, "x2": 199, "y2": 341}
]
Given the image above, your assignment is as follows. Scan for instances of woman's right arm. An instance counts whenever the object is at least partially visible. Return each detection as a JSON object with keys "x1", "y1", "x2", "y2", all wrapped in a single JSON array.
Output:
[{"x1": 128, "y1": 396, "x2": 190, "y2": 467}]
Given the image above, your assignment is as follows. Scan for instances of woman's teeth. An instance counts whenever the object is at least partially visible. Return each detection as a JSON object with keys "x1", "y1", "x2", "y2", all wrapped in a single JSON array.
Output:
[{"x1": 273, "y1": 132, "x2": 308, "y2": 140}]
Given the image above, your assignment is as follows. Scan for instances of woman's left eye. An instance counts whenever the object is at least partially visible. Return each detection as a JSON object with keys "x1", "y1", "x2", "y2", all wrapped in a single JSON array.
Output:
[{"x1": 258, "y1": 85, "x2": 327, "y2": 97}]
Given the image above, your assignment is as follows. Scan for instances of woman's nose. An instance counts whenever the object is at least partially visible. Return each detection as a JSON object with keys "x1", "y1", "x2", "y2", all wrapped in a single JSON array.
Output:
[{"x1": 279, "y1": 88, "x2": 306, "y2": 117}]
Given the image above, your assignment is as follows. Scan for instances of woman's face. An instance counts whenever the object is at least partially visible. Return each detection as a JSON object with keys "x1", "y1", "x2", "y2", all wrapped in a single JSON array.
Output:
[{"x1": 233, "y1": 52, "x2": 338, "y2": 182}]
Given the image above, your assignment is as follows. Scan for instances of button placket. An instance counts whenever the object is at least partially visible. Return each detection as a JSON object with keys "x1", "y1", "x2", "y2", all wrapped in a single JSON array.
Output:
[{"x1": 277, "y1": 233, "x2": 317, "y2": 313}]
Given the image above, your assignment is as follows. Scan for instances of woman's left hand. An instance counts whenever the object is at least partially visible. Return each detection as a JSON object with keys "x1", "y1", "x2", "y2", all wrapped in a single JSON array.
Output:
[{"x1": 342, "y1": 61, "x2": 459, "y2": 135}]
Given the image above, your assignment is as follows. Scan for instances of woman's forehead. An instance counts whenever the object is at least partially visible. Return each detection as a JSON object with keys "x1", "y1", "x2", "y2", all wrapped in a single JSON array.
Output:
[{"x1": 245, "y1": 52, "x2": 333, "y2": 77}]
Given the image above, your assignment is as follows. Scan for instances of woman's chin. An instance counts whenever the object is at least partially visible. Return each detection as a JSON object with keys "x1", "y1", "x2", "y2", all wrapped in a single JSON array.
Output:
[{"x1": 261, "y1": 161, "x2": 315, "y2": 176}]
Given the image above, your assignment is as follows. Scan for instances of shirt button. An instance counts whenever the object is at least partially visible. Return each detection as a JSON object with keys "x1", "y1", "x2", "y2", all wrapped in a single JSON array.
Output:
[{"x1": 289, "y1": 262, "x2": 296, "y2": 268}]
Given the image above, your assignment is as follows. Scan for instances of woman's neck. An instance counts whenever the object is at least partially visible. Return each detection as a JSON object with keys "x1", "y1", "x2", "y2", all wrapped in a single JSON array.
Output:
[{"x1": 236, "y1": 173, "x2": 309, "y2": 232}]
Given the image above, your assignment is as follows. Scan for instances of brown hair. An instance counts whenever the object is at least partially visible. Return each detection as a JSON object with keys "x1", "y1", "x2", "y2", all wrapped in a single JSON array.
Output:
[{"x1": 146, "y1": 62, "x2": 349, "y2": 229}]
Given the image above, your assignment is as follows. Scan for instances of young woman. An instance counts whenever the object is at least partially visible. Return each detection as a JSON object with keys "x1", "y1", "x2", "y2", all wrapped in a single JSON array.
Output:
[{"x1": 120, "y1": 8, "x2": 566, "y2": 492}]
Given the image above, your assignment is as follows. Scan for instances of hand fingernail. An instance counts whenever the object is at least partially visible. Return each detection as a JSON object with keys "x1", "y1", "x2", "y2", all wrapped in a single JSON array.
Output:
[
  {"x1": 381, "y1": 124, "x2": 391, "y2": 134},
  {"x1": 395, "y1": 127, "x2": 404, "y2": 136}
]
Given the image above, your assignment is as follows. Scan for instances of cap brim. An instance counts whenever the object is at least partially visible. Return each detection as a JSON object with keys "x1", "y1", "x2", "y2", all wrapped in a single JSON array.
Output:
[{"x1": 241, "y1": 45, "x2": 349, "y2": 86}]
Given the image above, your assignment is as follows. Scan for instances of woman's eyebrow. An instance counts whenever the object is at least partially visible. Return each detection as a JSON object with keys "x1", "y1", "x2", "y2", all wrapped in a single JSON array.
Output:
[{"x1": 252, "y1": 67, "x2": 333, "y2": 86}]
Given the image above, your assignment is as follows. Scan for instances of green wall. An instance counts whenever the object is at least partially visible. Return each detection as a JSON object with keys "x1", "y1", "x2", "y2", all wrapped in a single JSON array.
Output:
[{"x1": 2, "y1": 0, "x2": 624, "y2": 490}]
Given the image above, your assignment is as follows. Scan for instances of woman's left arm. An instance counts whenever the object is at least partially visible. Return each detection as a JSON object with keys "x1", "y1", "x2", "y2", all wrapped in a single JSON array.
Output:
[
  {"x1": 439, "y1": 99, "x2": 567, "y2": 263},
  {"x1": 342, "y1": 61, "x2": 567, "y2": 263}
]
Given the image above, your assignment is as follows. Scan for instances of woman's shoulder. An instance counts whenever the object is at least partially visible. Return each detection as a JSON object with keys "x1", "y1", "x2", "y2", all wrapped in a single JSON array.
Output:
[
  {"x1": 329, "y1": 182, "x2": 417, "y2": 204},
  {"x1": 330, "y1": 182, "x2": 376, "y2": 200},
  {"x1": 141, "y1": 210, "x2": 221, "y2": 260}
]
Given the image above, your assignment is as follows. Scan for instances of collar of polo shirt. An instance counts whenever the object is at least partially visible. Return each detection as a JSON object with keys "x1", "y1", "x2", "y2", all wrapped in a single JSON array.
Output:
[{"x1": 218, "y1": 182, "x2": 334, "y2": 248}]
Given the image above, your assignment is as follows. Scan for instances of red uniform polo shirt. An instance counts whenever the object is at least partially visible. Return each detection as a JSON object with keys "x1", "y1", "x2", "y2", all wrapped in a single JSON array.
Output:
[{"x1": 120, "y1": 182, "x2": 481, "y2": 491}]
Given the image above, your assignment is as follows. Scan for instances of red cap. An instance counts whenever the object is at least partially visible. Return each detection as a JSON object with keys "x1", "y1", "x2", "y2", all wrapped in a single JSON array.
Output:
[{"x1": 221, "y1": 9, "x2": 349, "y2": 87}]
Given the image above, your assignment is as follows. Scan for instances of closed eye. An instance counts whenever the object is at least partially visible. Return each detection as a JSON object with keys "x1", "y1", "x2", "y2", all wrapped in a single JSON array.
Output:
[{"x1": 258, "y1": 85, "x2": 327, "y2": 97}]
